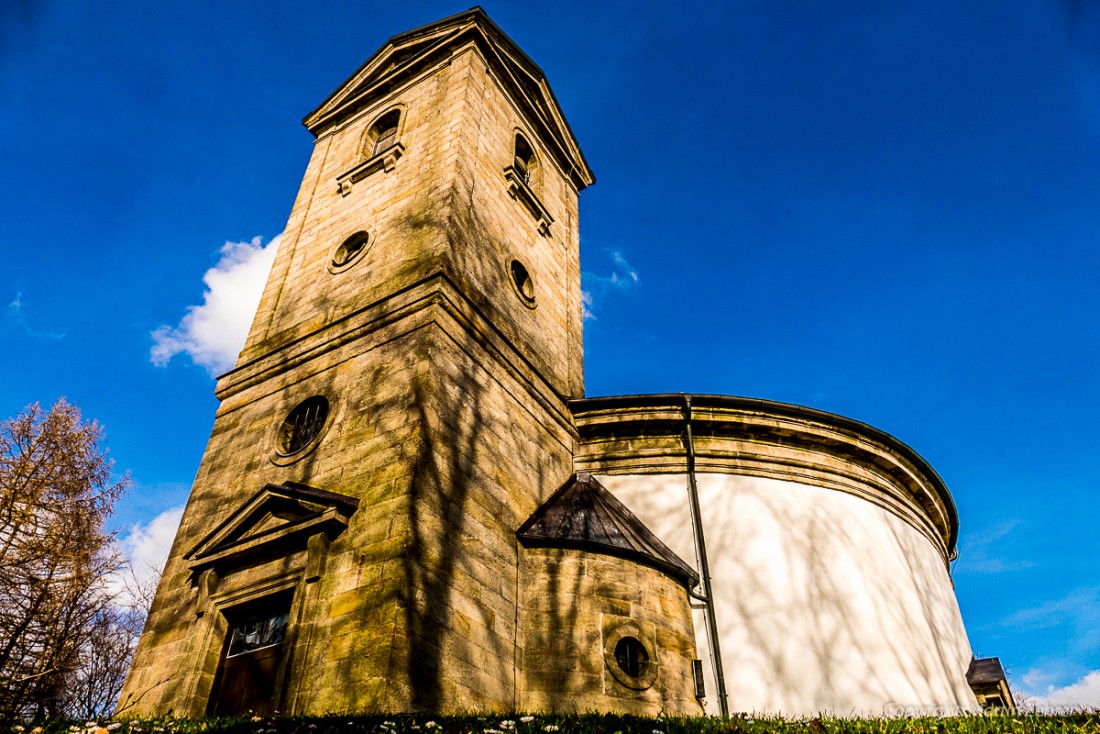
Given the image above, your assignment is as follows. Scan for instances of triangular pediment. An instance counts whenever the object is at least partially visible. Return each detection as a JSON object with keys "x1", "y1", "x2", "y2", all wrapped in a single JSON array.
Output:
[
  {"x1": 185, "y1": 482, "x2": 358, "y2": 572},
  {"x1": 517, "y1": 473, "x2": 699, "y2": 587},
  {"x1": 303, "y1": 8, "x2": 594, "y2": 190}
]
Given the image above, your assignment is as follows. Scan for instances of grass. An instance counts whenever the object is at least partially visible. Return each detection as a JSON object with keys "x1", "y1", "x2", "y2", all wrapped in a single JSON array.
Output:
[{"x1": 9, "y1": 712, "x2": 1100, "y2": 734}]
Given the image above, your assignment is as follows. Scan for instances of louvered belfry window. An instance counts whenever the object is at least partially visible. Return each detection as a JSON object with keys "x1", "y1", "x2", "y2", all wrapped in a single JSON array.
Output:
[
  {"x1": 514, "y1": 134, "x2": 534, "y2": 186},
  {"x1": 371, "y1": 110, "x2": 400, "y2": 157}
]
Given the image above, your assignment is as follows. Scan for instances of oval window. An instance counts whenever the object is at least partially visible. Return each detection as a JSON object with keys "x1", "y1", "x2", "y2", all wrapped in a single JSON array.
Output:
[
  {"x1": 331, "y1": 231, "x2": 370, "y2": 270},
  {"x1": 277, "y1": 396, "x2": 329, "y2": 456},
  {"x1": 614, "y1": 636, "x2": 650, "y2": 679},
  {"x1": 510, "y1": 259, "x2": 536, "y2": 308}
]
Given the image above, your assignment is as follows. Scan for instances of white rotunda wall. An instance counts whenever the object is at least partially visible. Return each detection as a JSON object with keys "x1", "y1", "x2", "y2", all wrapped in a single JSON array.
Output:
[{"x1": 597, "y1": 472, "x2": 978, "y2": 717}]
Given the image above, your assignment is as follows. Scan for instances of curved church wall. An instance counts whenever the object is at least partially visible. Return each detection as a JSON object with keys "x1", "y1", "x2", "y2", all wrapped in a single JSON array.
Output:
[
  {"x1": 597, "y1": 472, "x2": 977, "y2": 716},
  {"x1": 571, "y1": 394, "x2": 979, "y2": 717}
]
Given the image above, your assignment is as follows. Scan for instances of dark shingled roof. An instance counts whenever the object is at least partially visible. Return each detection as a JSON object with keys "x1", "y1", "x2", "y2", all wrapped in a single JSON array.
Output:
[
  {"x1": 517, "y1": 472, "x2": 699, "y2": 588},
  {"x1": 966, "y1": 657, "x2": 1008, "y2": 686}
]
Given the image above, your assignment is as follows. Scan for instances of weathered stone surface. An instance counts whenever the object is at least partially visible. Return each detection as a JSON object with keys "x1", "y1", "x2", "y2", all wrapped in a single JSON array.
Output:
[
  {"x1": 121, "y1": 9, "x2": 601, "y2": 717},
  {"x1": 120, "y1": 8, "x2": 976, "y2": 721},
  {"x1": 518, "y1": 548, "x2": 702, "y2": 716}
]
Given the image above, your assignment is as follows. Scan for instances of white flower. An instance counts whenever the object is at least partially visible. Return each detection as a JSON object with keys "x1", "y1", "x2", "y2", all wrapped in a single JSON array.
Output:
[
  {"x1": 543, "y1": 727, "x2": 559, "y2": 733},
  {"x1": 519, "y1": 718, "x2": 533, "y2": 724},
  {"x1": 501, "y1": 723, "x2": 515, "y2": 731}
]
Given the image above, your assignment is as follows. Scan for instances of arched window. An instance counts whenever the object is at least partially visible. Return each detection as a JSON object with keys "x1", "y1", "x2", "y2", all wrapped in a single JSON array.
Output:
[
  {"x1": 504, "y1": 131, "x2": 552, "y2": 235},
  {"x1": 369, "y1": 110, "x2": 401, "y2": 157},
  {"x1": 338, "y1": 108, "x2": 405, "y2": 195},
  {"x1": 514, "y1": 133, "x2": 536, "y2": 187}
]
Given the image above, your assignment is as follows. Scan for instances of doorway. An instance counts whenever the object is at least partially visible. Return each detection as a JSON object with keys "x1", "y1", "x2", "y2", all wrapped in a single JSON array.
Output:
[{"x1": 209, "y1": 594, "x2": 293, "y2": 716}]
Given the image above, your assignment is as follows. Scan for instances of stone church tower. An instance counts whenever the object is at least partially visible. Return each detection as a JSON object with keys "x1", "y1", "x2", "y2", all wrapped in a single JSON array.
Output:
[
  {"x1": 123, "y1": 8, "x2": 997, "y2": 720},
  {"x1": 121, "y1": 8, "x2": 699, "y2": 717}
]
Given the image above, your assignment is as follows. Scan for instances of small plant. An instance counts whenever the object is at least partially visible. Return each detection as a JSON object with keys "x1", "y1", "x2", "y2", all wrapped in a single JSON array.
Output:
[{"x1": 4, "y1": 711, "x2": 1099, "y2": 734}]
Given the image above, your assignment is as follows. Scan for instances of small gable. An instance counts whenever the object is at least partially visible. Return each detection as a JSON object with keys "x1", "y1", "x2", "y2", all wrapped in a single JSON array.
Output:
[
  {"x1": 517, "y1": 472, "x2": 699, "y2": 587},
  {"x1": 185, "y1": 482, "x2": 358, "y2": 573}
]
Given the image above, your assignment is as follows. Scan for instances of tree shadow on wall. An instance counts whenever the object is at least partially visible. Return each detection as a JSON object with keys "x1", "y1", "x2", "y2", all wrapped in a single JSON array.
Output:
[
  {"x1": 703, "y1": 482, "x2": 970, "y2": 714},
  {"x1": 400, "y1": 343, "x2": 552, "y2": 711},
  {"x1": 521, "y1": 549, "x2": 585, "y2": 703}
]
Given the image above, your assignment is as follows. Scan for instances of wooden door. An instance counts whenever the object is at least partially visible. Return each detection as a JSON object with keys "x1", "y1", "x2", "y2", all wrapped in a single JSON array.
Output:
[{"x1": 209, "y1": 599, "x2": 291, "y2": 716}]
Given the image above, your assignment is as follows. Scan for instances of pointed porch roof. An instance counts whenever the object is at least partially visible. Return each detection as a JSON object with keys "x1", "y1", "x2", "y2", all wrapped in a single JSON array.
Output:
[{"x1": 517, "y1": 472, "x2": 699, "y2": 588}]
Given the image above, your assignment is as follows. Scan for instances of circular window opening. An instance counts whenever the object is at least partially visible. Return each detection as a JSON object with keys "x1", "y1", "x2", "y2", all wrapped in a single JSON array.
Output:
[
  {"x1": 614, "y1": 636, "x2": 650, "y2": 679},
  {"x1": 510, "y1": 259, "x2": 536, "y2": 308},
  {"x1": 331, "y1": 231, "x2": 370, "y2": 270},
  {"x1": 277, "y1": 396, "x2": 329, "y2": 456}
]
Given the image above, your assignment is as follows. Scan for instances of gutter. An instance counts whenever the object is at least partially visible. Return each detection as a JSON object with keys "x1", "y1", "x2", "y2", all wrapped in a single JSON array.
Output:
[{"x1": 682, "y1": 394, "x2": 730, "y2": 717}]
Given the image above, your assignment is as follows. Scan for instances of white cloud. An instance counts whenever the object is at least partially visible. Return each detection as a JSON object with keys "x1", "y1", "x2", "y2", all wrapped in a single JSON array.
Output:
[
  {"x1": 151, "y1": 234, "x2": 280, "y2": 375},
  {"x1": 1002, "y1": 587, "x2": 1100, "y2": 635},
  {"x1": 581, "y1": 290, "x2": 594, "y2": 320},
  {"x1": 956, "y1": 518, "x2": 1036, "y2": 574},
  {"x1": 581, "y1": 249, "x2": 640, "y2": 320},
  {"x1": 4, "y1": 290, "x2": 64, "y2": 339},
  {"x1": 1028, "y1": 670, "x2": 1100, "y2": 710},
  {"x1": 108, "y1": 505, "x2": 184, "y2": 606}
]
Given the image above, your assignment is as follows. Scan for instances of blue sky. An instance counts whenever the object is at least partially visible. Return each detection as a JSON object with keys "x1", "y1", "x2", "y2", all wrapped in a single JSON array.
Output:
[{"x1": 2, "y1": 0, "x2": 1099, "y2": 709}]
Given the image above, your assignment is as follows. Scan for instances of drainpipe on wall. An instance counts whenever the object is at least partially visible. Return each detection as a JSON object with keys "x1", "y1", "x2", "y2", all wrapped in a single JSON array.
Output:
[{"x1": 682, "y1": 394, "x2": 730, "y2": 717}]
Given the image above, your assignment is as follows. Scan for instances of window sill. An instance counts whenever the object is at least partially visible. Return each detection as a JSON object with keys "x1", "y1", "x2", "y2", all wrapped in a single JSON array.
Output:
[
  {"x1": 504, "y1": 164, "x2": 553, "y2": 235},
  {"x1": 336, "y1": 142, "x2": 405, "y2": 196}
]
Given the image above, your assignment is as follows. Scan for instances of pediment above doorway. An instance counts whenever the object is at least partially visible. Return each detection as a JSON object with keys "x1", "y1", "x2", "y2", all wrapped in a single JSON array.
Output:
[{"x1": 184, "y1": 482, "x2": 359, "y2": 574}]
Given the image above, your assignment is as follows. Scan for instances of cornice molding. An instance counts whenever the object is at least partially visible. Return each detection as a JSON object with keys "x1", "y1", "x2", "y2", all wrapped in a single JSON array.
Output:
[
  {"x1": 302, "y1": 8, "x2": 594, "y2": 190},
  {"x1": 214, "y1": 273, "x2": 576, "y2": 438},
  {"x1": 569, "y1": 394, "x2": 958, "y2": 564}
]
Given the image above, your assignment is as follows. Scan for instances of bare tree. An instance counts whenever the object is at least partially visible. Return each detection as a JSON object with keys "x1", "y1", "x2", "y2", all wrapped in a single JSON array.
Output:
[
  {"x1": 59, "y1": 568, "x2": 159, "y2": 719},
  {"x1": 0, "y1": 400, "x2": 130, "y2": 720}
]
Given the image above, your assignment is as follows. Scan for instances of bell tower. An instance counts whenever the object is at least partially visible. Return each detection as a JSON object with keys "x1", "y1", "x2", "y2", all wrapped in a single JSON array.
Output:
[{"x1": 121, "y1": 9, "x2": 594, "y2": 716}]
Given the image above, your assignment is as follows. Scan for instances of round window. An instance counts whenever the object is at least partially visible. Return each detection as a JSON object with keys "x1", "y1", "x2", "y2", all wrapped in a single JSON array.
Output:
[
  {"x1": 277, "y1": 396, "x2": 329, "y2": 456},
  {"x1": 509, "y1": 259, "x2": 536, "y2": 308},
  {"x1": 330, "y1": 231, "x2": 370, "y2": 271},
  {"x1": 614, "y1": 636, "x2": 650, "y2": 679}
]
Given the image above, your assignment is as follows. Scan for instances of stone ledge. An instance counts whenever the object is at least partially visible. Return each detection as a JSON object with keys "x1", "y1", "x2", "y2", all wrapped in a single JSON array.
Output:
[
  {"x1": 215, "y1": 273, "x2": 575, "y2": 438},
  {"x1": 570, "y1": 394, "x2": 957, "y2": 563}
]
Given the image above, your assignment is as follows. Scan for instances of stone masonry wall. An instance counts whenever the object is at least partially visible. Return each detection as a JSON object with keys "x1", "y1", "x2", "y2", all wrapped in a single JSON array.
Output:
[
  {"x1": 519, "y1": 548, "x2": 703, "y2": 716},
  {"x1": 122, "y1": 36, "x2": 586, "y2": 715}
]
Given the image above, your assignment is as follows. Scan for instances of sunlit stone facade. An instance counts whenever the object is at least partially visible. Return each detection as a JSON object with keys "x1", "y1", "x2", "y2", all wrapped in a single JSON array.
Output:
[{"x1": 120, "y1": 9, "x2": 981, "y2": 719}]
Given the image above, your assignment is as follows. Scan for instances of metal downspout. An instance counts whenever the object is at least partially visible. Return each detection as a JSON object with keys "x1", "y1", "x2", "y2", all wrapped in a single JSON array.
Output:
[{"x1": 683, "y1": 394, "x2": 729, "y2": 717}]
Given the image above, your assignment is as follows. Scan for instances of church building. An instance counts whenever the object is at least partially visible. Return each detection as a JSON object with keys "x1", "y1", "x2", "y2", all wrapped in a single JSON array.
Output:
[{"x1": 120, "y1": 9, "x2": 1004, "y2": 718}]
